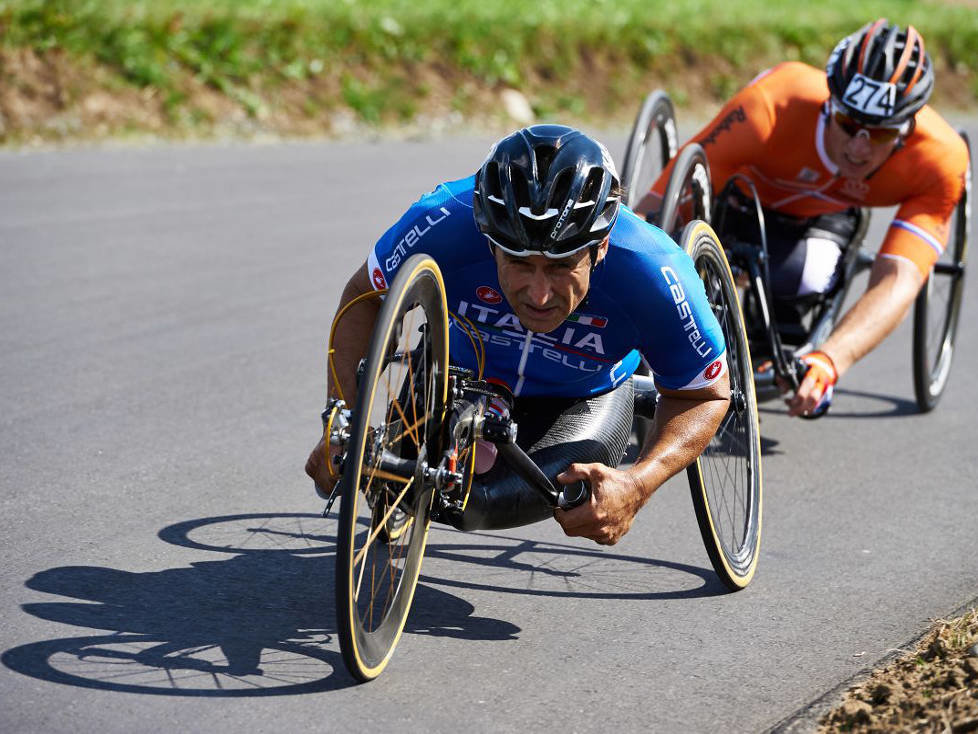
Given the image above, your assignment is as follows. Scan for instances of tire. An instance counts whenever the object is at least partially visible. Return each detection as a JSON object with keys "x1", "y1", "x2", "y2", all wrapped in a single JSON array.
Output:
[
  {"x1": 621, "y1": 90, "x2": 678, "y2": 209},
  {"x1": 658, "y1": 143, "x2": 712, "y2": 238},
  {"x1": 682, "y1": 221, "x2": 763, "y2": 591},
  {"x1": 335, "y1": 254, "x2": 450, "y2": 682},
  {"x1": 912, "y1": 131, "x2": 971, "y2": 412}
]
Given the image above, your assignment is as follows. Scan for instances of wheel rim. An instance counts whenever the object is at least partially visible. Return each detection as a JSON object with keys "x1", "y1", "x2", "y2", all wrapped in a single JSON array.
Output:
[
  {"x1": 916, "y1": 144, "x2": 969, "y2": 405},
  {"x1": 691, "y1": 240, "x2": 760, "y2": 580},
  {"x1": 346, "y1": 302, "x2": 436, "y2": 669},
  {"x1": 337, "y1": 260, "x2": 448, "y2": 679},
  {"x1": 625, "y1": 107, "x2": 676, "y2": 208}
]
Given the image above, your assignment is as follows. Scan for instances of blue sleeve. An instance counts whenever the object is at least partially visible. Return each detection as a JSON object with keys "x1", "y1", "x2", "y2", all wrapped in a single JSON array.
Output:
[
  {"x1": 639, "y1": 245, "x2": 726, "y2": 389},
  {"x1": 605, "y1": 213, "x2": 727, "y2": 389}
]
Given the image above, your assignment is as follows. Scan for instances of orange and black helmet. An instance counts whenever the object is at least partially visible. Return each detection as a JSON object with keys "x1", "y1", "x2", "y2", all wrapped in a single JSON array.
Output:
[{"x1": 826, "y1": 19, "x2": 934, "y2": 125}]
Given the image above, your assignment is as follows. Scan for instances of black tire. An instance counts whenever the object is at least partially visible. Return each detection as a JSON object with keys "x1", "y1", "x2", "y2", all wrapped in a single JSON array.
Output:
[
  {"x1": 912, "y1": 131, "x2": 971, "y2": 412},
  {"x1": 335, "y1": 254, "x2": 450, "y2": 682},
  {"x1": 621, "y1": 90, "x2": 678, "y2": 209},
  {"x1": 682, "y1": 222, "x2": 763, "y2": 591},
  {"x1": 658, "y1": 143, "x2": 712, "y2": 238}
]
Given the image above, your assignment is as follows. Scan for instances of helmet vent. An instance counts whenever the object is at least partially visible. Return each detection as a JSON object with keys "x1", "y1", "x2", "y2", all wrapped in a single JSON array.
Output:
[{"x1": 533, "y1": 145, "x2": 558, "y2": 181}]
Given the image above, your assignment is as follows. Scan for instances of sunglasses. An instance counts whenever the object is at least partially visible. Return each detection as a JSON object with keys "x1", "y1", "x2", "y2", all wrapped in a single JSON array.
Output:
[
  {"x1": 831, "y1": 109, "x2": 905, "y2": 144},
  {"x1": 487, "y1": 235, "x2": 600, "y2": 260}
]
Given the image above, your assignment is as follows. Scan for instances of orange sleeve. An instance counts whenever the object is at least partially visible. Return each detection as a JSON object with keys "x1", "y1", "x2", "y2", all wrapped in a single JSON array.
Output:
[
  {"x1": 879, "y1": 136, "x2": 969, "y2": 279},
  {"x1": 649, "y1": 71, "x2": 776, "y2": 198}
]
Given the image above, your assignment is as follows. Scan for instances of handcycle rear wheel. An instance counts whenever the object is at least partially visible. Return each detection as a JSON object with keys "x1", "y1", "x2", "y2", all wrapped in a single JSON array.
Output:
[
  {"x1": 335, "y1": 254, "x2": 450, "y2": 681},
  {"x1": 621, "y1": 90, "x2": 678, "y2": 209},
  {"x1": 912, "y1": 131, "x2": 971, "y2": 412},
  {"x1": 658, "y1": 143, "x2": 712, "y2": 237},
  {"x1": 682, "y1": 221, "x2": 763, "y2": 591}
]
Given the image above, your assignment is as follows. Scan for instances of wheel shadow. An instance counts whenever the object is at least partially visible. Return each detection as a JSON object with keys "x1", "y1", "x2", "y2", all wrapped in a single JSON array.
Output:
[
  {"x1": 757, "y1": 388, "x2": 918, "y2": 419},
  {"x1": 2, "y1": 515, "x2": 518, "y2": 696},
  {"x1": 827, "y1": 387, "x2": 919, "y2": 418},
  {"x1": 159, "y1": 513, "x2": 733, "y2": 601},
  {"x1": 421, "y1": 528, "x2": 731, "y2": 600},
  {"x1": 4, "y1": 512, "x2": 729, "y2": 696}
]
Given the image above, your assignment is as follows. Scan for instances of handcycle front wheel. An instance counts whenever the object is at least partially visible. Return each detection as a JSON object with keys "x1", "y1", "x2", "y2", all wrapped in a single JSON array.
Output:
[
  {"x1": 621, "y1": 90, "x2": 678, "y2": 209},
  {"x1": 912, "y1": 130, "x2": 971, "y2": 412},
  {"x1": 682, "y1": 221, "x2": 763, "y2": 591},
  {"x1": 335, "y1": 254, "x2": 450, "y2": 682}
]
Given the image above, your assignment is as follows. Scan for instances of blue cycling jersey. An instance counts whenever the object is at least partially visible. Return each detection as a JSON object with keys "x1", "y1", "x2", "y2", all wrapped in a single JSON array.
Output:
[{"x1": 367, "y1": 176, "x2": 726, "y2": 398}]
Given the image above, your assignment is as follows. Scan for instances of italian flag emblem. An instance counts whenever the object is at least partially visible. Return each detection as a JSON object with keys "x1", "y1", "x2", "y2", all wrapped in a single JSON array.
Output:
[{"x1": 567, "y1": 312, "x2": 608, "y2": 328}]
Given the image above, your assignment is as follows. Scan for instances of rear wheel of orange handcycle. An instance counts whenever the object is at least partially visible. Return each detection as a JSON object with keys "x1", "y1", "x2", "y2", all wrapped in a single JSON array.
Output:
[
  {"x1": 658, "y1": 143, "x2": 712, "y2": 236},
  {"x1": 912, "y1": 131, "x2": 971, "y2": 412},
  {"x1": 682, "y1": 222, "x2": 763, "y2": 591},
  {"x1": 621, "y1": 90, "x2": 678, "y2": 210},
  {"x1": 634, "y1": 142, "x2": 714, "y2": 447},
  {"x1": 335, "y1": 254, "x2": 450, "y2": 681}
]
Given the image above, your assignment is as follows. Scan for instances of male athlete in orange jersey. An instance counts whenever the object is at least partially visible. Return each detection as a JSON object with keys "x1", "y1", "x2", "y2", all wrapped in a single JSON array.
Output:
[{"x1": 640, "y1": 19, "x2": 969, "y2": 417}]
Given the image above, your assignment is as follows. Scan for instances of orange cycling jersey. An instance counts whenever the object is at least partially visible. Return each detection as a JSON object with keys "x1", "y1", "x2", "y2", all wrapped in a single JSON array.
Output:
[{"x1": 650, "y1": 62, "x2": 969, "y2": 278}]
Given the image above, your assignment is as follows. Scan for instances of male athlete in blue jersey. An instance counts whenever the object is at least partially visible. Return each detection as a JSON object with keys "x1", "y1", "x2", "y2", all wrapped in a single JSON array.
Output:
[{"x1": 307, "y1": 125, "x2": 730, "y2": 545}]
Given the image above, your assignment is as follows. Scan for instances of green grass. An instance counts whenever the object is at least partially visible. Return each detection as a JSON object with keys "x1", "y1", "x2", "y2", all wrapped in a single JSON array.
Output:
[{"x1": 2, "y1": 0, "x2": 977, "y2": 139}]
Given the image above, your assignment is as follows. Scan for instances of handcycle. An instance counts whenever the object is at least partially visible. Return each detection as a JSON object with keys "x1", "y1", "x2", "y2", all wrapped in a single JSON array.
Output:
[
  {"x1": 318, "y1": 233, "x2": 762, "y2": 681},
  {"x1": 622, "y1": 89, "x2": 972, "y2": 413}
]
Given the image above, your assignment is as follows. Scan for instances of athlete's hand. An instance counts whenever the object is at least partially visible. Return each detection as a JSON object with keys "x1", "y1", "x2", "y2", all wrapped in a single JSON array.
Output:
[
  {"x1": 305, "y1": 435, "x2": 340, "y2": 499},
  {"x1": 785, "y1": 350, "x2": 837, "y2": 418},
  {"x1": 553, "y1": 463, "x2": 645, "y2": 545}
]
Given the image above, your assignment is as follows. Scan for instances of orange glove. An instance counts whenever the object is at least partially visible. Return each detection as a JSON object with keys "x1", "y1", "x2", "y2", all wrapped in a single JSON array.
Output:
[{"x1": 791, "y1": 350, "x2": 837, "y2": 418}]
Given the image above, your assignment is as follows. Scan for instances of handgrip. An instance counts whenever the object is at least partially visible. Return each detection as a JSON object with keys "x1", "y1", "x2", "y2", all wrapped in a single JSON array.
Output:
[
  {"x1": 557, "y1": 480, "x2": 591, "y2": 510},
  {"x1": 792, "y1": 356, "x2": 831, "y2": 420}
]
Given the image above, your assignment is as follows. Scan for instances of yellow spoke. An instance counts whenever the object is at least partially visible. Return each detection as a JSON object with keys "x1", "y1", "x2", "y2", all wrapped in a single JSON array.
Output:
[
  {"x1": 365, "y1": 467, "x2": 413, "y2": 484},
  {"x1": 387, "y1": 397, "x2": 420, "y2": 448},
  {"x1": 383, "y1": 415, "x2": 427, "y2": 452},
  {"x1": 352, "y1": 476, "x2": 416, "y2": 574}
]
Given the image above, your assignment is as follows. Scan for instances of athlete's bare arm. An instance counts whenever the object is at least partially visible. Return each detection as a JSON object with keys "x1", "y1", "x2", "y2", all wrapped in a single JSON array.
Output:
[
  {"x1": 554, "y1": 374, "x2": 731, "y2": 545},
  {"x1": 304, "y1": 262, "x2": 380, "y2": 492},
  {"x1": 788, "y1": 256, "x2": 923, "y2": 416}
]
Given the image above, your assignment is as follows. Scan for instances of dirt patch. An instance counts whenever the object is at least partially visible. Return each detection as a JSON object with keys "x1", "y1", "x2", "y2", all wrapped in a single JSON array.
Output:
[{"x1": 820, "y1": 608, "x2": 978, "y2": 733}]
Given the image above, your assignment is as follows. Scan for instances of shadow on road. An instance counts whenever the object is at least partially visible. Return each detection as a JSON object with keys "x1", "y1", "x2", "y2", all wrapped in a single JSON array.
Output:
[
  {"x1": 3, "y1": 512, "x2": 724, "y2": 696},
  {"x1": 827, "y1": 387, "x2": 919, "y2": 417},
  {"x1": 757, "y1": 388, "x2": 917, "y2": 419}
]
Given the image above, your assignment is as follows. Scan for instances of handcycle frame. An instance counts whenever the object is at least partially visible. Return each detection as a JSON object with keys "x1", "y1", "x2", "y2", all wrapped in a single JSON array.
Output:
[
  {"x1": 713, "y1": 175, "x2": 874, "y2": 401},
  {"x1": 322, "y1": 229, "x2": 761, "y2": 681}
]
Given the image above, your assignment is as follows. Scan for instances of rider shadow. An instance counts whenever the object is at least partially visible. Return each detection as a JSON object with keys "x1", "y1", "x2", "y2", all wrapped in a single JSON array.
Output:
[{"x1": 2, "y1": 518, "x2": 519, "y2": 696}]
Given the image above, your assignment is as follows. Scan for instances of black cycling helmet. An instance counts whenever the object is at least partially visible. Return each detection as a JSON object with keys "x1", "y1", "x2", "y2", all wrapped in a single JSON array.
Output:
[
  {"x1": 473, "y1": 124, "x2": 621, "y2": 258},
  {"x1": 826, "y1": 19, "x2": 934, "y2": 126}
]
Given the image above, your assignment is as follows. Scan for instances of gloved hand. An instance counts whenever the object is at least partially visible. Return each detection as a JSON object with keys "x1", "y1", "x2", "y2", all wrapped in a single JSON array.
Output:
[{"x1": 786, "y1": 350, "x2": 837, "y2": 419}]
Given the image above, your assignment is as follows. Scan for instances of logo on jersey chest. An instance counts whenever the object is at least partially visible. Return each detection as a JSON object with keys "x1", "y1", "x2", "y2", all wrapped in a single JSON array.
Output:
[
  {"x1": 371, "y1": 267, "x2": 388, "y2": 289},
  {"x1": 458, "y1": 301, "x2": 608, "y2": 356},
  {"x1": 796, "y1": 167, "x2": 821, "y2": 183},
  {"x1": 566, "y1": 311, "x2": 608, "y2": 328},
  {"x1": 476, "y1": 286, "x2": 503, "y2": 304}
]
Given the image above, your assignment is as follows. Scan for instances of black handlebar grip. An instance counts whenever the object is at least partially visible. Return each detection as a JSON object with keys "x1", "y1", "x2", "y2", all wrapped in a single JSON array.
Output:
[{"x1": 557, "y1": 480, "x2": 591, "y2": 510}]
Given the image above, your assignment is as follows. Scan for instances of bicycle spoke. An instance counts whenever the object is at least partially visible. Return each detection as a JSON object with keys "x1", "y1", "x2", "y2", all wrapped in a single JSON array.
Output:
[{"x1": 353, "y1": 476, "x2": 416, "y2": 571}]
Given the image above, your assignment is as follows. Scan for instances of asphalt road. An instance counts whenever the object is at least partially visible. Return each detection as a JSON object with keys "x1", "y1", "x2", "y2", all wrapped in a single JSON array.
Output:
[{"x1": 1, "y1": 128, "x2": 976, "y2": 733}]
